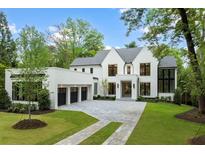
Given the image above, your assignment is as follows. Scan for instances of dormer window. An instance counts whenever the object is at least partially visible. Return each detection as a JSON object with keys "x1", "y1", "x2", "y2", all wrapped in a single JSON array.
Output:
[
  {"x1": 108, "y1": 64, "x2": 117, "y2": 76},
  {"x1": 127, "y1": 65, "x2": 131, "y2": 74},
  {"x1": 82, "y1": 68, "x2": 85, "y2": 72}
]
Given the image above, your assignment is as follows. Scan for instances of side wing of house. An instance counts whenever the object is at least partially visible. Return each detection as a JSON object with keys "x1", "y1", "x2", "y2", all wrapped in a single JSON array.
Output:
[
  {"x1": 5, "y1": 67, "x2": 93, "y2": 109},
  {"x1": 158, "y1": 56, "x2": 177, "y2": 101}
]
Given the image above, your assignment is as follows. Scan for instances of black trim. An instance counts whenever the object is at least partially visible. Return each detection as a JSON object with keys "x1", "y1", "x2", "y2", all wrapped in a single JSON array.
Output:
[{"x1": 158, "y1": 69, "x2": 175, "y2": 93}]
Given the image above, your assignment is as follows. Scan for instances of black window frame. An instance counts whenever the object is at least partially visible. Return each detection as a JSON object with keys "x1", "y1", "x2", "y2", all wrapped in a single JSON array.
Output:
[
  {"x1": 158, "y1": 68, "x2": 175, "y2": 93},
  {"x1": 12, "y1": 81, "x2": 42, "y2": 101},
  {"x1": 94, "y1": 82, "x2": 98, "y2": 95},
  {"x1": 82, "y1": 68, "x2": 85, "y2": 72},
  {"x1": 127, "y1": 65, "x2": 131, "y2": 74},
  {"x1": 140, "y1": 63, "x2": 150, "y2": 76},
  {"x1": 90, "y1": 68, "x2": 93, "y2": 74},
  {"x1": 108, "y1": 64, "x2": 117, "y2": 76},
  {"x1": 140, "y1": 82, "x2": 151, "y2": 96},
  {"x1": 108, "y1": 82, "x2": 116, "y2": 95},
  {"x1": 74, "y1": 68, "x2": 77, "y2": 71}
]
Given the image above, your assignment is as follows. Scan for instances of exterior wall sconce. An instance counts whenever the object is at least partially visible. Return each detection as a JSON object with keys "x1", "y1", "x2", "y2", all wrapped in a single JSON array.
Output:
[
  {"x1": 133, "y1": 84, "x2": 135, "y2": 89},
  {"x1": 117, "y1": 83, "x2": 119, "y2": 88}
]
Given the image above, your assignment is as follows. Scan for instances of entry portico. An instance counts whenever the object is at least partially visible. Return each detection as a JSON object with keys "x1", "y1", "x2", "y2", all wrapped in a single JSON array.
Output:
[{"x1": 116, "y1": 74, "x2": 138, "y2": 100}]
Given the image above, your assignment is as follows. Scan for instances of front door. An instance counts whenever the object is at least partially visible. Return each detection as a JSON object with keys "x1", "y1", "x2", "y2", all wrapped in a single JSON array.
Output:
[
  {"x1": 121, "y1": 81, "x2": 132, "y2": 97},
  {"x1": 58, "y1": 88, "x2": 67, "y2": 106}
]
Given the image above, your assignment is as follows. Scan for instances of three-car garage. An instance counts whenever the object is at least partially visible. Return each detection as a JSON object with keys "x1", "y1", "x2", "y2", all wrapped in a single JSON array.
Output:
[
  {"x1": 58, "y1": 86, "x2": 89, "y2": 106},
  {"x1": 5, "y1": 67, "x2": 93, "y2": 109}
]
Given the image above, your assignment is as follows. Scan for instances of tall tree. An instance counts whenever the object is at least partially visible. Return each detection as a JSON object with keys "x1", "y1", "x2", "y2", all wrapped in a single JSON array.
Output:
[
  {"x1": 125, "y1": 41, "x2": 137, "y2": 48},
  {"x1": 16, "y1": 26, "x2": 50, "y2": 120},
  {"x1": 121, "y1": 8, "x2": 205, "y2": 113},
  {"x1": 0, "y1": 11, "x2": 17, "y2": 67},
  {"x1": 49, "y1": 18, "x2": 104, "y2": 68}
]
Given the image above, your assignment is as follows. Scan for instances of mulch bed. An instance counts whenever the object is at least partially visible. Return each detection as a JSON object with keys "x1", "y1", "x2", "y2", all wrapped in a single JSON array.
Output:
[
  {"x1": 12, "y1": 119, "x2": 47, "y2": 129},
  {"x1": 189, "y1": 135, "x2": 205, "y2": 145},
  {"x1": 30, "y1": 109, "x2": 55, "y2": 115},
  {"x1": 175, "y1": 108, "x2": 205, "y2": 124},
  {"x1": 0, "y1": 109, "x2": 55, "y2": 115}
]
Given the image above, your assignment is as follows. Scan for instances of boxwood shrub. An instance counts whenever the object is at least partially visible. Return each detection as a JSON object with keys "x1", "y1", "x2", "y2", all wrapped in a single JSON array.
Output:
[
  {"x1": 38, "y1": 88, "x2": 51, "y2": 110},
  {"x1": 0, "y1": 88, "x2": 11, "y2": 109}
]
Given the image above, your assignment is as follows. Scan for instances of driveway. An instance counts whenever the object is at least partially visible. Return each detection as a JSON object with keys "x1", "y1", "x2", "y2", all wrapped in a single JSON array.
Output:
[
  {"x1": 59, "y1": 100, "x2": 146, "y2": 123},
  {"x1": 58, "y1": 100, "x2": 146, "y2": 145}
]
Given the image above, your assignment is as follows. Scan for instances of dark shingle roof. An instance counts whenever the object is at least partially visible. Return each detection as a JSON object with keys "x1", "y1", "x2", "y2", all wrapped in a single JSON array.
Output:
[
  {"x1": 159, "y1": 56, "x2": 177, "y2": 68},
  {"x1": 70, "y1": 50, "x2": 109, "y2": 66},
  {"x1": 70, "y1": 47, "x2": 143, "y2": 66},
  {"x1": 116, "y1": 47, "x2": 143, "y2": 63}
]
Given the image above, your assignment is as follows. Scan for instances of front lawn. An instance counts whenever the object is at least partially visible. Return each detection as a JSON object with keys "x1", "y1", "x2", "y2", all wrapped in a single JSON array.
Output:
[
  {"x1": 0, "y1": 110, "x2": 98, "y2": 145},
  {"x1": 126, "y1": 102, "x2": 205, "y2": 145},
  {"x1": 80, "y1": 122, "x2": 122, "y2": 145}
]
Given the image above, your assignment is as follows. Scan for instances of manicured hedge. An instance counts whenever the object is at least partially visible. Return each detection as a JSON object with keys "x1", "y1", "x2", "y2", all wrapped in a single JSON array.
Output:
[{"x1": 93, "y1": 95, "x2": 116, "y2": 101}]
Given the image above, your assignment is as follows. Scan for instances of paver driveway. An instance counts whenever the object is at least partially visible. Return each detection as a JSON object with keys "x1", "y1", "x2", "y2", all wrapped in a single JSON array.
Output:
[{"x1": 58, "y1": 100, "x2": 146, "y2": 145}]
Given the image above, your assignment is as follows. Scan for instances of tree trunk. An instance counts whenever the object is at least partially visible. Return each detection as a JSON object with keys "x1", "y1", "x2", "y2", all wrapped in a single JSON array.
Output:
[
  {"x1": 28, "y1": 101, "x2": 31, "y2": 120},
  {"x1": 199, "y1": 96, "x2": 205, "y2": 114},
  {"x1": 178, "y1": 8, "x2": 205, "y2": 113}
]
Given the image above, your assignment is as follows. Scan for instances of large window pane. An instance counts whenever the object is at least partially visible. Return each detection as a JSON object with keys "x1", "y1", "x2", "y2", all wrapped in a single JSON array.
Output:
[
  {"x1": 164, "y1": 80, "x2": 169, "y2": 93},
  {"x1": 108, "y1": 82, "x2": 116, "y2": 95},
  {"x1": 12, "y1": 82, "x2": 42, "y2": 101},
  {"x1": 170, "y1": 69, "x2": 175, "y2": 79},
  {"x1": 108, "y1": 64, "x2": 117, "y2": 76},
  {"x1": 158, "y1": 80, "x2": 163, "y2": 93},
  {"x1": 170, "y1": 80, "x2": 175, "y2": 92},
  {"x1": 94, "y1": 82, "x2": 98, "y2": 95},
  {"x1": 140, "y1": 82, "x2": 150, "y2": 96},
  {"x1": 158, "y1": 69, "x2": 175, "y2": 93},
  {"x1": 164, "y1": 69, "x2": 169, "y2": 79},
  {"x1": 158, "y1": 69, "x2": 163, "y2": 79},
  {"x1": 140, "y1": 63, "x2": 150, "y2": 76}
]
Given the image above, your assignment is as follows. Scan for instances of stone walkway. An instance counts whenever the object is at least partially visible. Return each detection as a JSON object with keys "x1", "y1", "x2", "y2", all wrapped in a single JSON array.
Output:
[
  {"x1": 58, "y1": 100, "x2": 146, "y2": 145},
  {"x1": 56, "y1": 120, "x2": 110, "y2": 145}
]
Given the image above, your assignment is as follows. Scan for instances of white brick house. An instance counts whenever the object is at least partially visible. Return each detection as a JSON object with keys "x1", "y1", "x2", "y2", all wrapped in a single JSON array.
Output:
[
  {"x1": 5, "y1": 47, "x2": 177, "y2": 109},
  {"x1": 70, "y1": 47, "x2": 177, "y2": 101}
]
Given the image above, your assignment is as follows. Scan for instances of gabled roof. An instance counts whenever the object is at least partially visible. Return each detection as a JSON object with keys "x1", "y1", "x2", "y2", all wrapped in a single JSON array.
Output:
[
  {"x1": 70, "y1": 47, "x2": 143, "y2": 66},
  {"x1": 70, "y1": 50, "x2": 109, "y2": 66},
  {"x1": 70, "y1": 47, "x2": 177, "y2": 68},
  {"x1": 159, "y1": 56, "x2": 177, "y2": 68},
  {"x1": 116, "y1": 47, "x2": 143, "y2": 63}
]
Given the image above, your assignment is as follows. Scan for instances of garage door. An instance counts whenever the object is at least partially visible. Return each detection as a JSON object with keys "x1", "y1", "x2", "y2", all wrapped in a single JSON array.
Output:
[
  {"x1": 70, "y1": 87, "x2": 78, "y2": 103},
  {"x1": 58, "y1": 88, "x2": 66, "y2": 106},
  {"x1": 81, "y1": 87, "x2": 87, "y2": 101}
]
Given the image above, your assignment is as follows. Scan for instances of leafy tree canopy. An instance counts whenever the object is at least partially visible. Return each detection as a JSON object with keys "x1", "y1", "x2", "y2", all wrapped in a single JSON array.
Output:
[
  {"x1": 0, "y1": 11, "x2": 17, "y2": 67},
  {"x1": 49, "y1": 18, "x2": 104, "y2": 68},
  {"x1": 124, "y1": 41, "x2": 137, "y2": 48}
]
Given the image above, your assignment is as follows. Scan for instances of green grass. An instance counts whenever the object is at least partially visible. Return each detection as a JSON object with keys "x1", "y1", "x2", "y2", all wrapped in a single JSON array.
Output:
[
  {"x1": 80, "y1": 122, "x2": 122, "y2": 145},
  {"x1": 0, "y1": 110, "x2": 98, "y2": 145},
  {"x1": 126, "y1": 102, "x2": 205, "y2": 145}
]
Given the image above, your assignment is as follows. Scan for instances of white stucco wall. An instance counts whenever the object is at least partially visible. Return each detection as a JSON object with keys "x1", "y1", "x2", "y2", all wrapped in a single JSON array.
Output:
[
  {"x1": 70, "y1": 65, "x2": 103, "y2": 96},
  {"x1": 5, "y1": 67, "x2": 93, "y2": 109}
]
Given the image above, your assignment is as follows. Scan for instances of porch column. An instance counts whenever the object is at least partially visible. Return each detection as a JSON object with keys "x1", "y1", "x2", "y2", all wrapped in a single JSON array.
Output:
[
  {"x1": 78, "y1": 87, "x2": 82, "y2": 102},
  {"x1": 88, "y1": 85, "x2": 93, "y2": 100},
  {"x1": 66, "y1": 87, "x2": 70, "y2": 105}
]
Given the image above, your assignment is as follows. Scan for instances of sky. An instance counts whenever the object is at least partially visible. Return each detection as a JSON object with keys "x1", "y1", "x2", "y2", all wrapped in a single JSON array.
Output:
[{"x1": 0, "y1": 8, "x2": 146, "y2": 49}]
